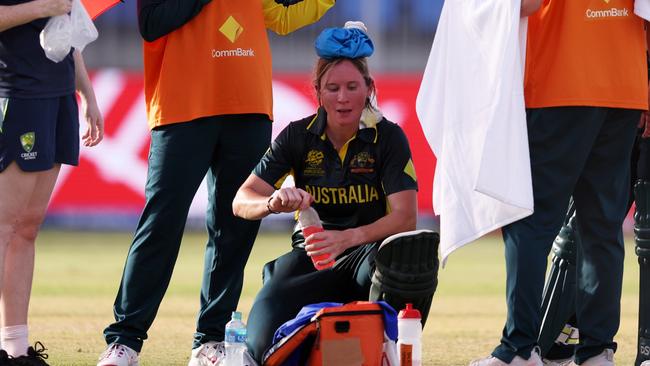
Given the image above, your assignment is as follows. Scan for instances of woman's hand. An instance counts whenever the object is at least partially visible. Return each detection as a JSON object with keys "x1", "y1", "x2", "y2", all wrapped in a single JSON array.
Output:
[
  {"x1": 81, "y1": 98, "x2": 104, "y2": 147},
  {"x1": 640, "y1": 111, "x2": 650, "y2": 138},
  {"x1": 642, "y1": 80, "x2": 650, "y2": 138},
  {"x1": 37, "y1": 0, "x2": 72, "y2": 18},
  {"x1": 267, "y1": 187, "x2": 312, "y2": 213},
  {"x1": 304, "y1": 228, "x2": 360, "y2": 267},
  {"x1": 72, "y1": 50, "x2": 103, "y2": 147}
]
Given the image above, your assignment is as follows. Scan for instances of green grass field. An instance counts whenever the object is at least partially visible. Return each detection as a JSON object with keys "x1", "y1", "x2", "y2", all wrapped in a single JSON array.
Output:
[{"x1": 28, "y1": 230, "x2": 642, "y2": 365}]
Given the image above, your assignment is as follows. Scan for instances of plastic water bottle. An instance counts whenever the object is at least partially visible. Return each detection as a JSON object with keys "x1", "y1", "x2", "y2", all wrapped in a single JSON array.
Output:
[
  {"x1": 397, "y1": 303, "x2": 422, "y2": 366},
  {"x1": 298, "y1": 207, "x2": 333, "y2": 270},
  {"x1": 224, "y1": 311, "x2": 247, "y2": 366}
]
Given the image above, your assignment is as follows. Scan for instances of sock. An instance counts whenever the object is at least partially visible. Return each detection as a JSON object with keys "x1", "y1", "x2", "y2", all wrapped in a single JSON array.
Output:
[{"x1": 1, "y1": 325, "x2": 28, "y2": 357}]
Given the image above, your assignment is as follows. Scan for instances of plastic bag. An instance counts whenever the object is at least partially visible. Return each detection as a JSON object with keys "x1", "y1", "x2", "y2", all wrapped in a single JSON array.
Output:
[
  {"x1": 70, "y1": 0, "x2": 98, "y2": 52},
  {"x1": 39, "y1": 0, "x2": 97, "y2": 63},
  {"x1": 39, "y1": 14, "x2": 72, "y2": 62}
]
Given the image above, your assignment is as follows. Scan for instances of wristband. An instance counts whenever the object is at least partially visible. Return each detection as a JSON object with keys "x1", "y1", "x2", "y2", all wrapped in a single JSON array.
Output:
[{"x1": 266, "y1": 196, "x2": 280, "y2": 214}]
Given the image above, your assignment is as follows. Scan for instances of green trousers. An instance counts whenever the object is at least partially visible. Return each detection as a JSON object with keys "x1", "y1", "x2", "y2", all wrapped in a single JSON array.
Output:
[
  {"x1": 104, "y1": 114, "x2": 271, "y2": 351},
  {"x1": 493, "y1": 107, "x2": 639, "y2": 363}
]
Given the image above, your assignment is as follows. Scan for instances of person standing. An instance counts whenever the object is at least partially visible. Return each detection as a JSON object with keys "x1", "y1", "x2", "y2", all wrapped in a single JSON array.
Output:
[
  {"x1": 96, "y1": 1, "x2": 335, "y2": 365},
  {"x1": 0, "y1": 1, "x2": 104, "y2": 365},
  {"x1": 470, "y1": 0, "x2": 648, "y2": 365}
]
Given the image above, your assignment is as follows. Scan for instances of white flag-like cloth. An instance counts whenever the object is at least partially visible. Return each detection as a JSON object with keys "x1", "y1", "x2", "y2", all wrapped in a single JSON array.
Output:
[
  {"x1": 416, "y1": 0, "x2": 533, "y2": 263},
  {"x1": 635, "y1": 0, "x2": 650, "y2": 20}
]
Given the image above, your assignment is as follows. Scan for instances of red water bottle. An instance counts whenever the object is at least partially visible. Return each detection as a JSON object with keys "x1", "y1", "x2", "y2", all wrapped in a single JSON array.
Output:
[{"x1": 298, "y1": 207, "x2": 334, "y2": 270}]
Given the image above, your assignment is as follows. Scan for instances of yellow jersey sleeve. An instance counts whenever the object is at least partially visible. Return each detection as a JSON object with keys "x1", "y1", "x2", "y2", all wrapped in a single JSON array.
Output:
[{"x1": 262, "y1": 0, "x2": 335, "y2": 35}]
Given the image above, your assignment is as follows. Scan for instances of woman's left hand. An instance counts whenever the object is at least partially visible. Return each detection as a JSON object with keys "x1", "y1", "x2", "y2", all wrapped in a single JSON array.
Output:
[
  {"x1": 81, "y1": 98, "x2": 104, "y2": 147},
  {"x1": 641, "y1": 111, "x2": 650, "y2": 138},
  {"x1": 304, "y1": 228, "x2": 360, "y2": 266}
]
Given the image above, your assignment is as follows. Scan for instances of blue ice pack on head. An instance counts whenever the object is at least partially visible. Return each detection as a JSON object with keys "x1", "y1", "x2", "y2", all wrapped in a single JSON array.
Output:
[{"x1": 314, "y1": 27, "x2": 374, "y2": 60}]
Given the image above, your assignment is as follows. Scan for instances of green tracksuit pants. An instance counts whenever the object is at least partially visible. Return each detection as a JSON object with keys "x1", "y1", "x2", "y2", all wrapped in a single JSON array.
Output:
[
  {"x1": 103, "y1": 114, "x2": 271, "y2": 351},
  {"x1": 492, "y1": 107, "x2": 640, "y2": 364}
]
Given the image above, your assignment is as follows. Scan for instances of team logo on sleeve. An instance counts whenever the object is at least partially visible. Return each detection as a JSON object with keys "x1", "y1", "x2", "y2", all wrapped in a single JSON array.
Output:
[
  {"x1": 20, "y1": 132, "x2": 37, "y2": 160},
  {"x1": 304, "y1": 150, "x2": 325, "y2": 177},
  {"x1": 350, "y1": 152, "x2": 375, "y2": 173}
]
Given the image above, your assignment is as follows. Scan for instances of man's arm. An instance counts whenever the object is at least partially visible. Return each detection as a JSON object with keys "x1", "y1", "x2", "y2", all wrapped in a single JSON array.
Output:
[
  {"x1": 262, "y1": 0, "x2": 335, "y2": 35},
  {"x1": 137, "y1": 0, "x2": 211, "y2": 42},
  {"x1": 0, "y1": 0, "x2": 71, "y2": 32}
]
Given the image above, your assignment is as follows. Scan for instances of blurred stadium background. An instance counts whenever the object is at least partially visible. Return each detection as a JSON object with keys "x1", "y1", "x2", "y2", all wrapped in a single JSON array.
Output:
[{"x1": 45, "y1": 0, "x2": 446, "y2": 232}]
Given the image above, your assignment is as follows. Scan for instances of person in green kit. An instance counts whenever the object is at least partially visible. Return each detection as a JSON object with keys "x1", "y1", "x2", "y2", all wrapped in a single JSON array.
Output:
[
  {"x1": 97, "y1": 1, "x2": 336, "y2": 365},
  {"x1": 233, "y1": 22, "x2": 438, "y2": 362}
]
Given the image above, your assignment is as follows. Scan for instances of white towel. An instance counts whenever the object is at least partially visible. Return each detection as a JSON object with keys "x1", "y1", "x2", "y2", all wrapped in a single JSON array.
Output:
[
  {"x1": 635, "y1": 0, "x2": 650, "y2": 20},
  {"x1": 416, "y1": 0, "x2": 533, "y2": 263}
]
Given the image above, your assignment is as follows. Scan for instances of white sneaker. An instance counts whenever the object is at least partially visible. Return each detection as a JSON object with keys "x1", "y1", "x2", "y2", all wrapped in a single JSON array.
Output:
[
  {"x1": 469, "y1": 348, "x2": 543, "y2": 366},
  {"x1": 640, "y1": 361, "x2": 650, "y2": 366},
  {"x1": 568, "y1": 349, "x2": 614, "y2": 366},
  {"x1": 543, "y1": 358, "x2": 573, "y2": 366},
  {"x1": 97, "y1": 343, "x2": 139, "y2": 366},
  {"x1": 188, "y1": 341, "x2": 225, "y2": 366}
]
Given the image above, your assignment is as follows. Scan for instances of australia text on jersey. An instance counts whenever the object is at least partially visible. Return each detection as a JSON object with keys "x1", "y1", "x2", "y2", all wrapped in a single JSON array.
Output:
[{"x1": 306, "y1": 184, "x2": 380, "y2": 205}]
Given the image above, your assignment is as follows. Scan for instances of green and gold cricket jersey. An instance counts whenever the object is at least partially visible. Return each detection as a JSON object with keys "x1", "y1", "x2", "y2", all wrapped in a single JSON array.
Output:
[{"x1": 254, "y1": 107, "x2": 418, "y2": 230}]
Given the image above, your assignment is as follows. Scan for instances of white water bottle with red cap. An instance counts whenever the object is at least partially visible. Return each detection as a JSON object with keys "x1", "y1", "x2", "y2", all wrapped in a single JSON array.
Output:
[
  {"x1": 298, "y1": 207, "x2": 333, "y2": 270},
  {"x1": 397, "y1": 303, "x2": 422, "y2": 366}
]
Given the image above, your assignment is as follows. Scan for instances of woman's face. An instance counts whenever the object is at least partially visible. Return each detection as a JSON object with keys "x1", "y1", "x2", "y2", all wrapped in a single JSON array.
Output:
[{"x1": 319, "y1": 60, "x2": 371, "y2": 129}]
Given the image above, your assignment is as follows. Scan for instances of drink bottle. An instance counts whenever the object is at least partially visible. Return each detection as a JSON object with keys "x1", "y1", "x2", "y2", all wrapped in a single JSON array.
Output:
[
  {"x1": 298, "y1": 207, "x2": 333, "y2": 270},
  {"x1": 397, "y1": 303, "x2": 422, "y2": 366},
  {"x1": 224, "y1": 311, "x2": 247, "y2": 366}
]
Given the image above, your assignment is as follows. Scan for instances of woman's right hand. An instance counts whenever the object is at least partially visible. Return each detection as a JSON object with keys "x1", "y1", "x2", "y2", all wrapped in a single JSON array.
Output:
[
  {"x1": 37, "y1": 0, "x2": 72, "y2": 18},
  {"x1": 268, "y1": 187, "x2": 313, "y2": 213}
]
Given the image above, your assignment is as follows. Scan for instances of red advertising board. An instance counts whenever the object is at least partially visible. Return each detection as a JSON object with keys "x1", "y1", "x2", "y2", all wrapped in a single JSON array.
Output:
[{"x1": 48, "y1": 71, "x2": 436, "y2": 221}]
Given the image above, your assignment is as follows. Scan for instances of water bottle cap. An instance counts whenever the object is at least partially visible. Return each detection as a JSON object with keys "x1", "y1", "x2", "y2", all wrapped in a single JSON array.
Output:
[
  {"x1": 231, "y1": 311, "x2": 242, "y2": 320},
  {"x1": 398, "y1": 303, "x2": 421, "y2": 319}
]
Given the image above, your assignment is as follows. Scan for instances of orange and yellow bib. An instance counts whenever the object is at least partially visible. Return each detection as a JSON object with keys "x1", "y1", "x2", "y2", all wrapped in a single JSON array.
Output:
[{"x1": 524, "y1": 0, "x2": 647, "y2": 110}]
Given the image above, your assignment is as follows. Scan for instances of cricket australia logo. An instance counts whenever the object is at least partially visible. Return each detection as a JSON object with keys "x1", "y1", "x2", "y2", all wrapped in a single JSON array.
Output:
[
  {"x1": 20, "y1": 132, "x2": 37, "y2": 160},
  {"x1": 350, "y1": 152, "x2": 375, "y2": 173},
  {"x1": 304, "y1": 150, "x2": 325, "y2": 177}
]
